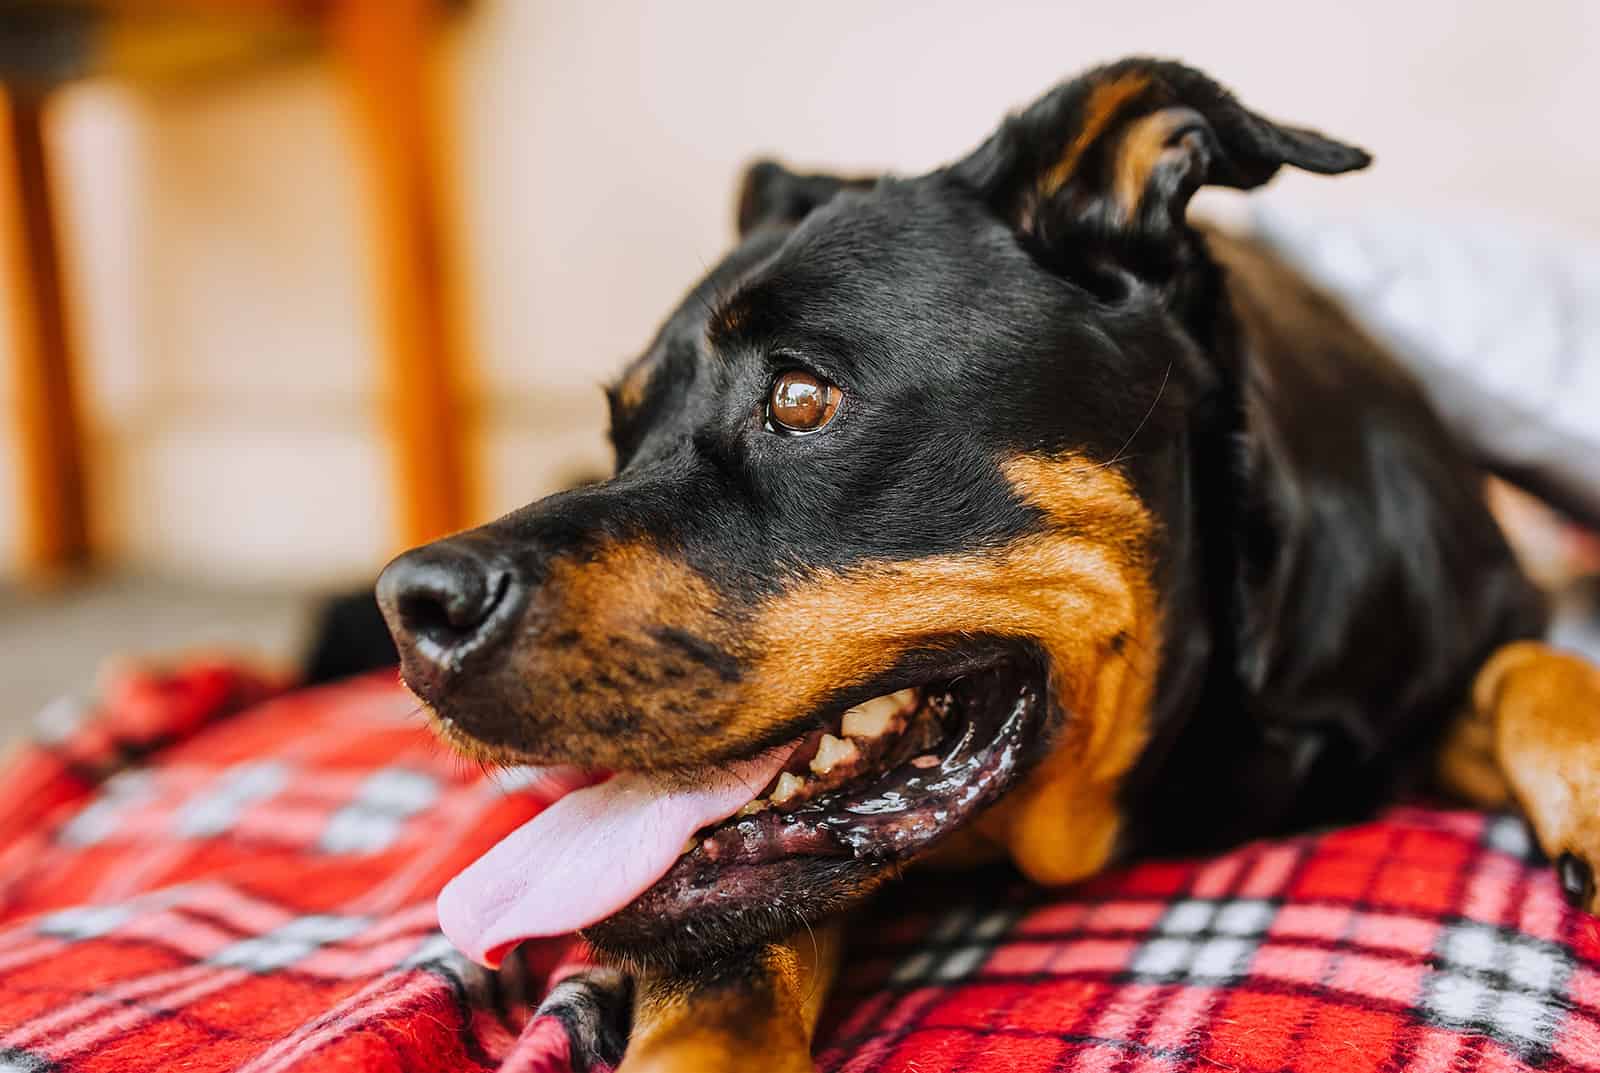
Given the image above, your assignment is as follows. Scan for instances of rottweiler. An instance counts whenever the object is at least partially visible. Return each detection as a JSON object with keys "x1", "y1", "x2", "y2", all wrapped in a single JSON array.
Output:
[{"x1": 374, "y1": 57, "x2": 1600, "y2": 1072}]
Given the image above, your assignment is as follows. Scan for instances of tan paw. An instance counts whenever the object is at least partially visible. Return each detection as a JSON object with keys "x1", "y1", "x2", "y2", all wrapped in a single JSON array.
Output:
[{"x1": 1477, "y1": 642, "x2": 1600, "y2": 914}]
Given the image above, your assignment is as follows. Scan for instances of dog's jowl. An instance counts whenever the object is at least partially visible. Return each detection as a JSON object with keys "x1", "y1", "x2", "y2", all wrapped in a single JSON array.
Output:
[{"x1": 376, "y1": 57, "x2": 1600, "y2": 1072}]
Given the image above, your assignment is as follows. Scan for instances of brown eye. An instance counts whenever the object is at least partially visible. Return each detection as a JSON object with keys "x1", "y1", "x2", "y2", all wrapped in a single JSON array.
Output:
[{"x1": 767, "y1": 370, "x2": 842, "y2": 434}]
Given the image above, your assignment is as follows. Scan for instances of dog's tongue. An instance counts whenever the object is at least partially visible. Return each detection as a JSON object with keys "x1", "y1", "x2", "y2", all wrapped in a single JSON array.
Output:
[{"x1": 438, "y1": 746, "x2": 795, "y2": 967}]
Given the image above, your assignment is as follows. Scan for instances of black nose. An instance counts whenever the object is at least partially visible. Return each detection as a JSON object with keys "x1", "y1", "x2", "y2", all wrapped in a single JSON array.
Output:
[{"x1": 376, "y1": 539, "x2": 525, "y2": 692}]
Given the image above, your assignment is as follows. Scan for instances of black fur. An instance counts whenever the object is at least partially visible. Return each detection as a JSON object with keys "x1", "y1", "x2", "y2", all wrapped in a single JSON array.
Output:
[
  {"x1": 533, "y1": 969, "x2": 633, "y2": 1072},
  {"x1": 375, "y1": 58, "x2": 1544, "y2": 969}
]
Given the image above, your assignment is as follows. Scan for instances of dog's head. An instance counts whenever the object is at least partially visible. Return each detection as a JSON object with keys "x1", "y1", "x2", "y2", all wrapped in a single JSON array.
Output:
[{"x1": 377, "y1": 58, "x2": 1368, "y2": 970}]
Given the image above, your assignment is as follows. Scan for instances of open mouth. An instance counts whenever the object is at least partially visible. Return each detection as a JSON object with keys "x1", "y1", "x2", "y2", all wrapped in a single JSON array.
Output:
[
  {"x1": 435, "y1": 653, "x2": 1054, "y2": 970},
  {"x1": 692, "y1": 665, "x2": 1043, "y2": 863},
  {"x1": 586, "y1": 658, "x2": 1052, "y2": 959}
]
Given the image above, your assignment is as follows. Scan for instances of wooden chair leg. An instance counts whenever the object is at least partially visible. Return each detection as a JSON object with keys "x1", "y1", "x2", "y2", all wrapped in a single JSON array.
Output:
[
  {"x1": 0, "y1": 86, "x2": 90, "y2": 577},
  {"x1": 327, "y1": 0, "x2": 477, "y2": 551}
]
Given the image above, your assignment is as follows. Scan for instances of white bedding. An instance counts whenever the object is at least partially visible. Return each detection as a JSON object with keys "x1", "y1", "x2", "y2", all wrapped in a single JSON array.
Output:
[{"x1": 1250, "y1": 203, "x2": 1600, "y2": 528}]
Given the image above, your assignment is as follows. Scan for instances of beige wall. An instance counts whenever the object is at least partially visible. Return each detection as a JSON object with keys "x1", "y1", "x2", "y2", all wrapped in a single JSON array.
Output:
[{"x1": 2, "y1": 0, "x2": 1596, "y2": 583}]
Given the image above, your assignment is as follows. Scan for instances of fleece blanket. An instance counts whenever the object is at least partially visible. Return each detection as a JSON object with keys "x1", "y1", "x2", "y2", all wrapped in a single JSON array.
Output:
[{"x1": 1, "y1": 664, "x2": 1599, "y2": 1073}]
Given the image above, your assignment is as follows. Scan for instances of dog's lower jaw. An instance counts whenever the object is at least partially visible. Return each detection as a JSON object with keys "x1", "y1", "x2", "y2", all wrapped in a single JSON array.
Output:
[{"x1": 617, "y1": 920, "x2": 843, "y2": 1073}]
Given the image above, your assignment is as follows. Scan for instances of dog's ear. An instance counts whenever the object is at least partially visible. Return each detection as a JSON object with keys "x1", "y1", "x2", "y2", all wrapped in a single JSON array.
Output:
[
  {"x1": 735, "y1": 160, "x2": 876, "y2": 237},
  {"x1": 953, "y1": 58, "x2": 1369, "y2": 266}
]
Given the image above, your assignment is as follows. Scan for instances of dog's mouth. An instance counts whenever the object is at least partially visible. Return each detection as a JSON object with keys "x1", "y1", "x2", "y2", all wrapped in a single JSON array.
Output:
[
  {"x1": 677, "y1": 661, "x2": 1044, "y2": 871},
  {"x1": 587, "y1": 661, "x2": 1049, "y2": 959},
  {"x1": 436, "y1": 656, "x2": 1052, "y2": 969}
]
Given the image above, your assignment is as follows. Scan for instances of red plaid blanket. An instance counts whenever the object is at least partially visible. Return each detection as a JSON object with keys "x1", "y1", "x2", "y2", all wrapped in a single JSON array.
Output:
[{"x1": 1, "y1": 664, "x2": 1598, "y2": 1072}]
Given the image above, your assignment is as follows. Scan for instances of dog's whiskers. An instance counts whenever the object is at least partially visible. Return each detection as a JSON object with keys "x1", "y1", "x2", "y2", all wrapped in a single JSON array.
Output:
[{"x1": 1100, "y1": 362, "x2": 1173, "y2": 471}]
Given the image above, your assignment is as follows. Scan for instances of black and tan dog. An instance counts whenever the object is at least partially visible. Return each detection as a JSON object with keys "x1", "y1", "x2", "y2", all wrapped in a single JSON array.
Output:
[{"x1": 374, "y1": 58, "x2": 1600, "y2": 1072}]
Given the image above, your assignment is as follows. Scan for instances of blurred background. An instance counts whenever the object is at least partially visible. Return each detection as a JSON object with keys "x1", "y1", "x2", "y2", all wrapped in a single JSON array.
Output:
[{"x1": 0, "y1": 0, "x2": 1597, "y2": 738}]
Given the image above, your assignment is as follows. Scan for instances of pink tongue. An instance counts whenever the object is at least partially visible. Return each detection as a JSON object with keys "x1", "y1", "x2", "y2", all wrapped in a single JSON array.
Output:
[{"x1": 438, "y1": 745, "x2": 796, "y2": 967}]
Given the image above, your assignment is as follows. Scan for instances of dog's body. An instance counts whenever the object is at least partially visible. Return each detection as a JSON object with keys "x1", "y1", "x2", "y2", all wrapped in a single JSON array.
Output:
[
  {"x1": 374, "y1": 58, "x2": 1600, "y2": 1071},
  {"x1": 1122, "y1": 226, "x2": 1545, "y2": 855}
]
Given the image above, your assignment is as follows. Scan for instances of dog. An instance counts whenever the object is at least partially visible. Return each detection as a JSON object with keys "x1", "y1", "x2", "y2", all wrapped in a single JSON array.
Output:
[{"x1": 373, "y1": 57, "x2": 1600, "y2": 1072}]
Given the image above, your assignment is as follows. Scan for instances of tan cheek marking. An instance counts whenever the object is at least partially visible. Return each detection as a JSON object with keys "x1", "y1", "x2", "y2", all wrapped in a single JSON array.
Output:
[
  {"x1": 753, "y1": 534, "x2": 1139, "y2": 713},
  {"x1": 749, "y1": 457, "x2": 1160, "y2": 884},
  {"x1": 1037, "y1": 73, "x2": 1151, "y2": 200},
  {"x1": 1001, "y1": 453, "x2": 1156, "y2": 555},
  {"x1": 511, "y1": 541, "x2": 758, "y2": 767},
  {"x1": 985, "y1": 456, "x2": 1162, "y2": 883}
]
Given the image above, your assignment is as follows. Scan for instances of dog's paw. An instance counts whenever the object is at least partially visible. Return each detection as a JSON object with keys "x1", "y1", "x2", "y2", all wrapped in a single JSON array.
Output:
[
  {"x1": 535, "y1": 966, "x2": 633, "y2": 1073},
  {"x1": 1476, "y1": 642, "x2": 1600, "y2": 913}
]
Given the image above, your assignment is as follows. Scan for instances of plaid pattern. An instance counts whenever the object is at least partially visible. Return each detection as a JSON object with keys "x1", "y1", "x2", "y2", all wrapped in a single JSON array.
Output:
[
  {"x1": 0, "y1": 665, "x2": 591, "y2": 1072},
  {"x1": 2, "y1": 665, "x2": 1599, "y2": 1071},
  {"x1": 820, "y1": 815, "x2": 1600, "y2": 1072}
]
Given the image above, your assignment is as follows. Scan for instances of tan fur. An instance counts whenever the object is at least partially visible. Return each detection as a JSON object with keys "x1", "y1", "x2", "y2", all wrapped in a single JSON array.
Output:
[
  {"x1": 620, "y1": 922, "x2": 842, "y2": 1073},
  {"x1": 424, "y1": 64, "x2": 1600, "y2": 1072},
  {"x1": 750, "y1": 455, "x2": 1160, "y2": 882},
  {"x1": 1037, "y1": 73, "x2": 1150, "y2": 200},
  {"x1": 1111, "y1": 109, "x2": 1191, "y2": 221},
  {"x1": 1445, "y1": 642, "x2": 1600, "y2": 911},
  {"x1": 588, "y1": 163, "x2": 1600, "y2": 1073},
  {"x1": 750, "y1": 456, "x2": 1154, "y2": 720},
  {"x1": 507, "y1": 454, "x2": 1158, "y2": 780},
  {"x1": 610, "y1": 457, "x2": 1158, "y2": 1069},
  {"x1": 498, "y1": 542, "x2": 740, "y2": 770},
  {"x1": 1435, "y1": 694, "x2": 1513, "y2": 810},
  {"x1": 615, "y1": 631, "x2": 1600, "y2": 1072}
]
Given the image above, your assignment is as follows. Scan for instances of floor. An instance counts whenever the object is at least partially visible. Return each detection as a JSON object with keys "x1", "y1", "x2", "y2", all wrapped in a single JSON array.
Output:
[{"x1": 0, "y1": 575, "x2": 324, "y2": 748}]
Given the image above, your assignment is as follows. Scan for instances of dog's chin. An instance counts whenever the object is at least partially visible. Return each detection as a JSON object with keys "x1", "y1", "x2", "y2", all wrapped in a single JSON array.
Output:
[{"x1": 583, "y1": 658, "x2": 1055, "y2": 974}]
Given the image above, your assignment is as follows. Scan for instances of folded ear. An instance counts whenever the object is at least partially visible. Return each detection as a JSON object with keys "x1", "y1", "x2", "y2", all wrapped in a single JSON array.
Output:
[
  {"x1": 953, "y1": 58, "x2": 1370, "y2": 260},
  {"x1": 735, "y1": 159, "x2": 877, "y2": 236}
]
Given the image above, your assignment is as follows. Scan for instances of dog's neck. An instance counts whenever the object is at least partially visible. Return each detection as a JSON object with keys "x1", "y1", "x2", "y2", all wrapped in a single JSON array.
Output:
[{"x1": 1114, "y1": 230, "x2": 1294, "y2": 853}]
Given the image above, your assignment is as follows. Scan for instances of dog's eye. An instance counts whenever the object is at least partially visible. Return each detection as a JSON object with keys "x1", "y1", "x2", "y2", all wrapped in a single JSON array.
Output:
[{"x1": 767, "y1": 370, "x2": 842, "y2": 434}]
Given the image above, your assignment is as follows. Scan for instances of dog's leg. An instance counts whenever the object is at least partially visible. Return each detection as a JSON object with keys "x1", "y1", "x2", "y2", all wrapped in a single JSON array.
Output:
[
  {"x1": 533, "y1": 966, "x2": 634, "y2": 1073},
  {"x1": 617, "y1": 919, "x2": 842, "y2": 1073},
  {"x1": 1440, "y1": 641, "x2": 1600, "y2": 910}
]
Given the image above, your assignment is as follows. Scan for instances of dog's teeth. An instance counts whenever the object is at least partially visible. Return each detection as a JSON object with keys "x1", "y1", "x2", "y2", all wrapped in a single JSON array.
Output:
[
  {"x1": 842, "y1": 687, "x2": 922, "y2": 740},
  {"x1": 810, "y1": 733, "x2": 858, "y2": 776},
  {"x1": 770, "y1": 772, "x2": 805, "y2": 804},
  {"x1": 842, "y1": 697, "x2": 897, "y2": 739},
  {"x1": 681, "y1": 837, "x2": 698, "y2": 855},
  {"x1": 737, "y1": 799, "x2": 768, "y2": 817},
  {"x1": 910, "y1": 754, "x2": 941, "y2": 769}
]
